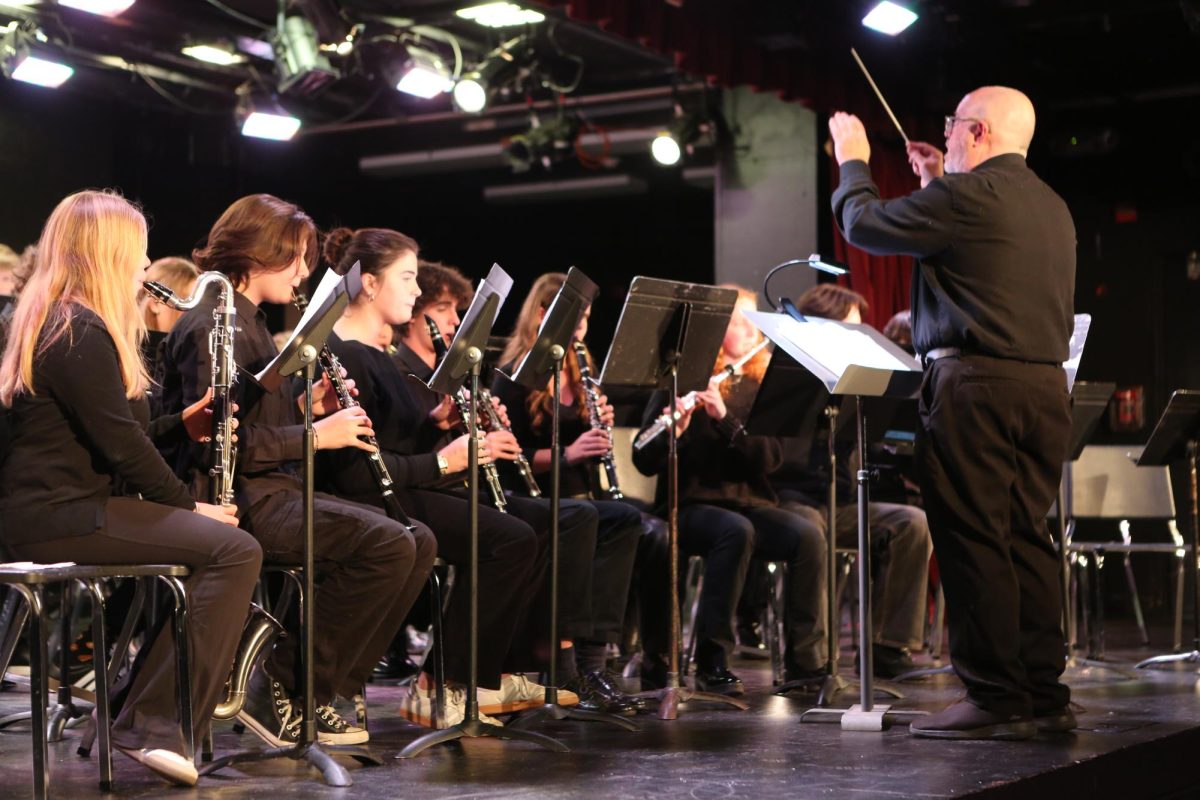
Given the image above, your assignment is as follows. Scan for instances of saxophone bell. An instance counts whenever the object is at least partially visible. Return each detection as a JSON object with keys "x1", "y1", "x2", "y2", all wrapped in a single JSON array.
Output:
[{"x1": 211, "y1": 604, "x2": 286, "y2": 720}]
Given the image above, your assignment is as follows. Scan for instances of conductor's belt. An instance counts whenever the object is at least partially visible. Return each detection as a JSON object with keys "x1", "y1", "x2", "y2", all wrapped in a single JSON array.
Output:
[{"x1": 919, "y1": 346, "x2": 962, "y2": 369}]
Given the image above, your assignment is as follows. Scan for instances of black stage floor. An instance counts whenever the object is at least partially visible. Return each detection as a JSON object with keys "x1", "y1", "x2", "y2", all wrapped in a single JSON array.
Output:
[{"x1": 2, "y1": 643, "x2": 1199, "y2": 800}]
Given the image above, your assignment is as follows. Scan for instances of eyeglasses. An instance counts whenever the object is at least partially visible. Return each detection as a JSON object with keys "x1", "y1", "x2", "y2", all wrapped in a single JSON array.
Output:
[{"x1": 944, "y1": 115, "x2": 986, "y2": 137}]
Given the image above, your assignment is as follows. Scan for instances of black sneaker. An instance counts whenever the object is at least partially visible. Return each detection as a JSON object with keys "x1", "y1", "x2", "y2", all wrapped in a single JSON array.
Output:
[
  {"x1": 314, "y1": 703, "x2": 369, "y2": 745},
  {"x1": 694, "y1": 667, "x2": 745, "y2": 697},
  {"x1": 236, "y1": 671, "x2": 301, "y2": 748}
]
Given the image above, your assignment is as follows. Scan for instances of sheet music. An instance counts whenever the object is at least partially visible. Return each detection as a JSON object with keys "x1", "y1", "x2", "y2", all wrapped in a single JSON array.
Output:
[
  {"x1": 748, "y1": 312, "x2": 916, "y2": 376},
  {"x1": 1063, "y1": 313, "x2": 1092, "y2": 393},
  {"x1": 294, "y1": 266, "x2": 344, "y2": 335}
]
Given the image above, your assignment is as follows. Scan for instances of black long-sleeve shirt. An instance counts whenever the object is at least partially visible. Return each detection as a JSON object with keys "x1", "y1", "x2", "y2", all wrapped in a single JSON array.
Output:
[
  {"x1": 832, "y1": 154, "x2": 1075, "y2": 363},
  {"x1": 160, "y1": 288, "x2": 304, "y2": 510},
  {"x1": 632, "y1": 374, "x2": 782, "y2": 511},
  {"x1": 0, "y1": 307, "x2": 193, "y2": 545},
  {"x1": 317, "y1": 336, "x2": 444, "y2": 499}
]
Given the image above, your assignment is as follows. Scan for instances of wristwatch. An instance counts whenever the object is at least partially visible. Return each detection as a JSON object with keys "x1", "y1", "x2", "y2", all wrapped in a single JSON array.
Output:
[{"x1": 436, "y1": 453, "x2": 450, "y2": 476}]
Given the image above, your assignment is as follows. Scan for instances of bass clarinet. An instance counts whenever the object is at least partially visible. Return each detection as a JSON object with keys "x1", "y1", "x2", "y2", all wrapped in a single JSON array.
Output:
[
  {"x1": 143, "y1": 273, "x2": 238, "y2": 506},
  {"x1": 424, "y1": 315, "x2": 508, "y2": 513},
  {"x1": 572, "y1": 341, "x2": 623, "y2": 500},
  {"x1": 293, "y1": 291, "x2": 416, "y2": 530}
]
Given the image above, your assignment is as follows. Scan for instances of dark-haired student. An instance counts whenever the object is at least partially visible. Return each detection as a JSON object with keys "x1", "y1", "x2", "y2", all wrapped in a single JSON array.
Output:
[
  {"x1": 159, "y1": 194, "x2": 436, "y2": 747},
  {"x1": 0, "y1": 190, "x2": 262, "y2": 788},
  {"x1": 317, "y1": 228, "x2": 579, "y2": 726}
]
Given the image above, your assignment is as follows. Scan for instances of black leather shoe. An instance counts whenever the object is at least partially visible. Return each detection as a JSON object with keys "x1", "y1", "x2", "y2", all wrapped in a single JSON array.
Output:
[
  {"x1": 370, "y1": 652, "x2": 420, "y2": 685},
  {"x1": 779, "y1": 665, "x2": 827, "y2": 691},
  {"x1": 693, "y1": 667, "x2": 745, "y2": 697},
  {"x1": 585, "y1": 670, "x2": 643, "y2": 715},
  {"x1": 1033, "y1": 706, "x2": 1078, "y2": 733},
  {"x1": 910, "y1": 700, "x2": 1036, "y2": 740},
  {"x1": 562, "y1": 674, "x2": 633, "y2": 715}
]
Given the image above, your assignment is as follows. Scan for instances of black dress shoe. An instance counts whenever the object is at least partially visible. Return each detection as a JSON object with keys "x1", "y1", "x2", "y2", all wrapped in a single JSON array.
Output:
[
  {"x1": 581, "y1": 670, "x2": 639, "y2": 715},
  {"x1": 1033, "y1": 706, "x2": 1078, "y2": 733},
  {"x1": 777, "y1": 665, "x2": 827, "y2": 692},
  {"x1": 370, "y1": 652, "x2": 420, "y2": 685},
  {"x1": 693, "y1": 667, "x2": 745, "y2": 697},
  {"x1": 910, "y1": 700, "x2": 1036, "y2": 740}
]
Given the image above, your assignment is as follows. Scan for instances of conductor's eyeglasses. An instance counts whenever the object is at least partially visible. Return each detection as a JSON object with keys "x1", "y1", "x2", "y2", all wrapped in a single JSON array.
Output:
[{"x1": 945, "y1": 115, "x2": 985, "y2": 137}]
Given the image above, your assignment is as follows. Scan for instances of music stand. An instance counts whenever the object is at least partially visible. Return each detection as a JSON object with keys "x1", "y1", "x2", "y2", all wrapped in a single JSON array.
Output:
[
  {"x1": 499, "y1": 269, "x2": 637, "y2": 732},
  {"x1": 202, "y1": 265, "x2": 380, "y2": 786},
  {"x1": 746, "y1": 311, "x2": 926, "y2": 731},
  {"x1": 748, "y1": 350, "x2": 912, "y2": 698},
  {"x1": 1134, "y1": 390, "x2": 1200, "y2": 670},
  {"x1": 601, "y1": 278, "x2": 749, "y2": 720},
  {"x1": 398, "y1": 265, "x2": 566, "y2": 758}
]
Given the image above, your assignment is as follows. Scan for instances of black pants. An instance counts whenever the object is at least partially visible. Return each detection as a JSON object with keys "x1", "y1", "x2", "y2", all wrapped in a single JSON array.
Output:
[
  {"x1": 12, "y1": 497, "x2": 263, "y2": 754},
  {"x1": 916, "y1": 355, "x2": 1070, "y2": 717},
  {"x1": 246, "y1": 489, "x2": 436, "y2": 703},
  {"x1": 388, "y1": 488, "x2": 541, "y2": 690},
  {"x1": 585, "y1": 499, "x2": 643, "y2": 644}
]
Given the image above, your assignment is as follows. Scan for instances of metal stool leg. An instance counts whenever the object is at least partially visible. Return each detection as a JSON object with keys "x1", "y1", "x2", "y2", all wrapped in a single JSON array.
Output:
[
  {"x1": 22, "y1": 586, "x2": 50, "y2": 800},
  {"x1": 160, "y1": 577, "x2": 193, "y2": 761},
  {"x1": 77, "y1": 578, "x2": 147, "y2": 758},
  {"x1": 82, "y1": 579, "x2": 114, "y2": 791},
  {"x1": 48, "y1": 582, "x2": 84, "y2": 742}
]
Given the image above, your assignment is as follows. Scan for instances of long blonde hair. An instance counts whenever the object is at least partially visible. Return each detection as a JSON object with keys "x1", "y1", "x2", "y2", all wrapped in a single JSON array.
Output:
[
  {"x1": 138, "y1": 256, "x2": 199, "y2": 328},
  {"x1": 0, "y1": 190, "x2": 150, "y2": 405}
]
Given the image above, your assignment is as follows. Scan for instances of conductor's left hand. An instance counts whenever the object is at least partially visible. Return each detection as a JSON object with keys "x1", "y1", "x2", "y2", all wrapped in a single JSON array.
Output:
[{"x1": 828, "y1": 112, "x2": 871, "y2": 166}]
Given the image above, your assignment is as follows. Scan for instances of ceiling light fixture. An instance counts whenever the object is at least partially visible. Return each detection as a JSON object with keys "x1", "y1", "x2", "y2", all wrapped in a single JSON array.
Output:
[
  {"x1": 272, "y1": 14, "x2": 337, "y2": 95},
  {"x1": 236, "y1": 84, "x2": 301, "y2": 141},
  {"x1": 1, "y1": 26, "x2": 73, "y2": 88},
  {"x1": 394, "y1": 46, "x2": 452, "y2": 98},
  {"x1": 456, "y1": 2, "x2": 545, "y2": 29},
  {"x1": 650, "y1": 106, "x2": 710, "y2": 167},
  {"x1": 58, "y1": 0, "x2": 135, "y2": 16},
  {"x1": 452, "y1": 74, "x2": 487, "y2": 112},
  {"x1": 862, "y1": 1, "x2": 918, "y2": 35},
  {"x1": 182, "y1": 43, "x2": 245, "y2": 66}
]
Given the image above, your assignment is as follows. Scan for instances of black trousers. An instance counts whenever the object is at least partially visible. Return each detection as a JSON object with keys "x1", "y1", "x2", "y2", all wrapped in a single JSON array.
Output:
[
  {"x1": 12, "y1": 497, "x2": 263, "y2": 754},
  {"x1": 246, "y1": 489, "x2": 437, "y2": 703},
  {"x1": 916, "y1": 355, "x2": 1071, "y2": 717},
  {"x1": 584, "y1": 499, "x2": 643, "y2": 644}
]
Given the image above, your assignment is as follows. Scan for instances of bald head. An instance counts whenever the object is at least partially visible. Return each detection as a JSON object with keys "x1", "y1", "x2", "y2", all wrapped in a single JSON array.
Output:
[{"x1": 959, "y1": 86, "x2": 1036, "y2": 156}]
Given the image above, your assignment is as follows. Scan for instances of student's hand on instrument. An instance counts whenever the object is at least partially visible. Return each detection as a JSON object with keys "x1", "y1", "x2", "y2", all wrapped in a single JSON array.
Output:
[
  {"x1": 828, "y1": 112, "x2": 871, "y2": 166},
  {"x1": 596, "y1": 393, "x2": 616, "y2": 428},
  {"x1": 183, "y1": 388, "x2": 240, "y2": 443},
  {"x1": 565, "y1": 428, "x2": 612, "y2": 466},
  {"x1": 194, "y1": 502, "x2": 240, "y2": 527},
  {"x1": 309, "y1": 367, "x2": 356, "y2": 416},
  {"x1": 669, "y1": 398, "x2": 696, "y2": 438},
  {"x1": 695, "y1": 386, "x2": 727, "y2": 421},
  {"x1": 906, "y1": 141, "x2": 944, "y2": 187},
  {"x1": 313, "y1": 406, "x2": 375, "y2": 452},
  {"x1": 438, "y1": 434, "x2": 477, "y2": 473},
  {"x1": 490, "y1": 395, "x2": 512, "y2": 429},
  {"x1": 428, "y1": 394, "x2": 460, "y2": 430},
  {"x1": 484, "y1": 430, "x2": 521, "y2": 461}
]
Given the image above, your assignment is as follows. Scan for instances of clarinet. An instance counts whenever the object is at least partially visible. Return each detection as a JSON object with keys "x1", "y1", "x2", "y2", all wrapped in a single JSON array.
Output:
[
  {"x1": 477, "y1": 387, "x2": 542, "y2": 498},
  {"x1": 292, "y1": 292, "x2": 415, "y2": 530},
  {"x1": 633, "y1": 337, "x2": 771, "y2": 451},
  {"x1": 424, "y1": 315, "x2": 508, "y2": 513},
  {"x1": 143, "y1": 274, "x2": 237, "y2": 506},
  {"x1": 572, "y1": 341, "x2": 624, "y2": 500}
]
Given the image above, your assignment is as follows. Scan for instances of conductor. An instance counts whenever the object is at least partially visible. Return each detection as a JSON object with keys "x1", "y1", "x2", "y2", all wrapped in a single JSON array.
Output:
[{"x1": 827, "y1": 86, "x2": 1076, "y2": 740}]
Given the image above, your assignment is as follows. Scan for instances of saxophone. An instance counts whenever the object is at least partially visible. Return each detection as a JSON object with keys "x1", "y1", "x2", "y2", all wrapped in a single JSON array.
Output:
[
  {"x1": 292, "y1": 291, "x2": 415, "y2": 530},
  {"x1": 425, "y1": 315, "x2": 508, "y2": 513},
  {"x1": 572, "y1": 341, "x2": 623, "y2": 500},
  {"x1": 143, "y1": 273, "x2": 237, "y2": 506},
  {"x1": 477, "y1": 387, "x2": 542, "y2": 498}
]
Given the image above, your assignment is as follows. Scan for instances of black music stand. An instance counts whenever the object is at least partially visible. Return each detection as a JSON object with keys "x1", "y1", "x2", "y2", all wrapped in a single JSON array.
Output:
[
  {"x1": 745, "y1": 311, "x2": 926, "y2": 731},
  {"x1": 601, "y1": 278, "x2": 749, "y2": 720},
  {"x1": 1134, "y1": 390, "x2": 1200, "y2": 670},
  {"x1": 398, "y1": 265, "x2": 566, "y2": 758},
  {"x1": 747, "y1": 349, "x2": 913, "y2": 698},
  {"x1": 202, "y1": 265, "x2": 380, "y2": 787},
  {"x1": 502, "y1": 269, "x2": 638, "y2": 732}
]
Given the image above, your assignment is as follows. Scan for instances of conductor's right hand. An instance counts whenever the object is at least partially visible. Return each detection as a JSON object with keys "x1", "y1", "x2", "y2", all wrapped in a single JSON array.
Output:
[
  {"x1": 313, "y1": 406, "x2": 376, "y2": 452},
  {"x1": 906, "y1": 141, "x2": 944, "y2": 187},
  {"x1": 194, "y1": 502, "x2": 240, "y2": 527}
]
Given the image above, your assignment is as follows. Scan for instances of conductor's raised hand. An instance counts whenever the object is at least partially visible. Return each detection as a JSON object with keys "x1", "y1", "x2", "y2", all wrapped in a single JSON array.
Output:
[
  {"x1": 828, "y1": 112, "x2": 871, "y2": 166},
  {"x1": 906, "y1": 141, "x2": 944, "y2": 187},
  {"x1": 313, "y1": 406, "x2": 375, "y2": 452}
]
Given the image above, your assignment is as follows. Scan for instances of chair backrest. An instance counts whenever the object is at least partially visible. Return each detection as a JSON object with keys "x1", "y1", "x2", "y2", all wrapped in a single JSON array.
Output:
[
  {"x1": 610, "y1": 426, "x2": 657, "y2": 506},
  {"x1": 1069, "y1": 445, "x2": 1176, "y2": 519}
]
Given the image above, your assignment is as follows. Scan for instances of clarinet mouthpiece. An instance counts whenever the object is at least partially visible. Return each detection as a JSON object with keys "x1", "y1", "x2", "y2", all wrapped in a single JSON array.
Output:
[{"x1": 142, "y1": 280, "x2": 180, "y2": 308}]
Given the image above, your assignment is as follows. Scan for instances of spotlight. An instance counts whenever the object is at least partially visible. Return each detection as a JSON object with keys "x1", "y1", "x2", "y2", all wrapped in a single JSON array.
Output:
[
  {"x1": 393, "y1": 46, "x2": 452, "y2": 98},
  {"x1": 182, "y1": 43, "x2": 246, "y2": 67},
  {"x1": 503, "y1": 113, "x2": 578, "y2": 172},
  {"x1": 452, "y1": 74, "x2": 487, "y2": 112},
  {"x1": 272, "y1": 14, "x2": 337, "y2": 95},
  {"x1": 1, "y1": 28, "x2": 73, "y2": 88},
  {"x1": 236, "y1": 84, "x2": 301, "y2": 141},
  {"x1": 456, "y1": 2, "x2": 545, "y2": 28},
  {"x1": 650, "y1": 133, "x2": 682, "y2": 166},
  {"x1": 59, "y1": 0, "x2": 135, "y2": 16},
  {"x1": 649, "y1": 108, "x2": 710, "y2": 167},
  {"x1": 862, "y1": 1, "x2": 918, "y2": 35}
]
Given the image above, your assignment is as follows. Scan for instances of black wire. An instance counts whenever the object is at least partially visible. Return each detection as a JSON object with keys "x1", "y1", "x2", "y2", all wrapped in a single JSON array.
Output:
[
  {"x1": 761, "y1": 259, "x2": 813, "y2": 312},
  {"x1": 136, "y1": 68, "x2": 230, "y2": 115},
  {"x1": 203, "y1": 0, "x2": 271, "y2": 31}
]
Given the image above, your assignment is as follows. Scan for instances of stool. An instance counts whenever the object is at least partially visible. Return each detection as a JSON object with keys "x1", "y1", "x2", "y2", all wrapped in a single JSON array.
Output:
[{"x1": 0, "y1": 563, "x2": 191, "y2": 799}]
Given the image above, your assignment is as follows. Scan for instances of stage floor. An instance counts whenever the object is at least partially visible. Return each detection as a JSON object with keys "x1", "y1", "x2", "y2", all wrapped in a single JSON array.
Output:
[{"x1": 2, "y1": 642, "x2": 1199, "y2": 800}]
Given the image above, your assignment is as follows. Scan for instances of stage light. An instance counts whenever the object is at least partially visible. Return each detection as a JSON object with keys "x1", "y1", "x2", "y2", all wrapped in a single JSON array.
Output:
[
  {"x1": 59, "y1": 0, "x2": 135, "y2": 16},
  {"x1": 456, "y1": 2, "x2": 545, "y2": 28},
  {"x1": 272, "y1": 14, "x2": 337, "y2": 95},
  {"x1": 236, "y1": 84, "x2": 301, "y2": 141},
  {"x1": 650, "y1": 132, "x2": 682, "y2": 166},
  {"x1": 394, "y1": 46, "x2": 452, "y2": 98},
  {"x1": 862, "y1": 1, "x2": 918, "y2": 35},
  {"x1": 2, "y1": 29, "x2": 73, "y2": 88},
  {"x1": 182, "y1": 43, "x2": 245, "y2": 66},
  {"x1": 452, "y1": 74, "x2": 487, "y2": 112},
  {"x1": 9, "y1": 52, "x2": 73, "y2": 87}
]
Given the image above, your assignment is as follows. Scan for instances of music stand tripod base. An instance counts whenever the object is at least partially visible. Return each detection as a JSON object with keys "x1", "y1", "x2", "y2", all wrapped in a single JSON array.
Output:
[
  {"x1": 200, "y1": 741, "x2": 382, "y2": 786},
  {"x1": 634, "y1": 683, "x2": 751, "y2": 721},
  {"x1": 397, "y1": 716, "x2": 569, "y2": 759},
  {"x1": 801, "y1": 704, "x2": 927, "y2": 731}
]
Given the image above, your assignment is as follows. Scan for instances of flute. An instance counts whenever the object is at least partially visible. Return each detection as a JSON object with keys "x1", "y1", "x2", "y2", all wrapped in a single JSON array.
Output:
[{"x1": 632, "y1": 338, "x2": 770, "y2": 451}]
